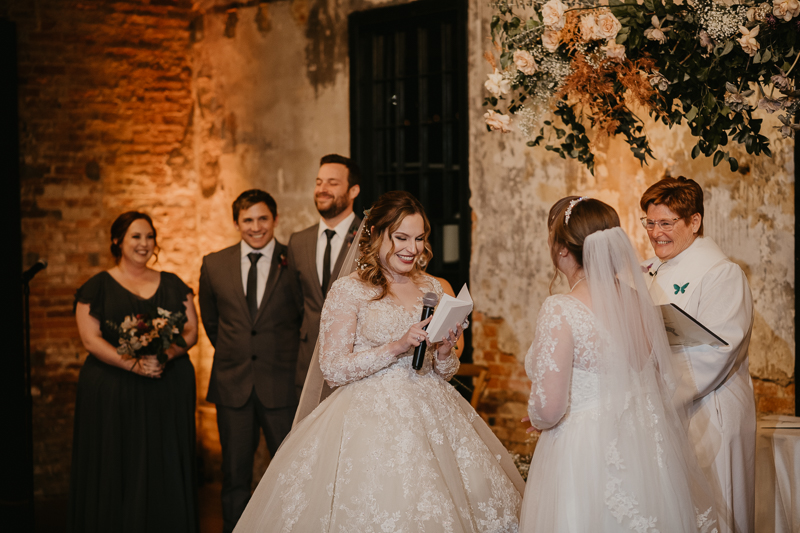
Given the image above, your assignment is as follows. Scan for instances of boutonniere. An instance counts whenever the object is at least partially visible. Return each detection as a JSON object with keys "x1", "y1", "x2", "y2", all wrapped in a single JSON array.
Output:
[
  {"x1": 279, "y1": 253, "x2": 288, "y2": 268},
  {"x1": 345, "y1": 228, "x2": 358, "y2": 247},
  {"x1": 642, "y1": 263, "x2": 653, "y2": 274},
  {"x1": 673, "y1": 282, "x2": 689, "y2": 295}
]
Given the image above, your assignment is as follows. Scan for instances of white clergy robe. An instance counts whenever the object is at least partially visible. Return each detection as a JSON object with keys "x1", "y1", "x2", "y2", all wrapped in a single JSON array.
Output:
[{"x1": 642, "y1": 236, "x2": 755, "y2": 533}]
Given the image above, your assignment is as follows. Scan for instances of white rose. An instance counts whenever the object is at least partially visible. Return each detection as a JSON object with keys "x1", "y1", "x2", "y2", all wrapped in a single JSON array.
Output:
[
  {"x1": 484, "y1": 69, "x2": 511, "y2": 97},
  {"x1": 644, "y1": 15, "x2": 668, "y2": 44},
  {"x1": 542, "y1": 30, "x2": 562, "y2": 52},
  {"x1": 513, "y1": 50, "x2": 538, "y2": 75},
  {"x1": 596, "y1": 13, "x2": 622, "y2": 40},
  {"x1": 541, "y1": 0, "x2": 566, "y2": 28},
  {"x1": 484, "y1": 110, "x2": 512, "y2": 133},
  {"x1": 737, "y1": 25, "x2": 760, "y2": 56},
  {"x1": 580, "y1": 14, "x2": 600, "y2": 41},
  {"x1": 604, "y1": 42, "x2": 626, "y2": 62},
  {"x1": 773, "y1": 0, "x2": 800, "y2": 20}
]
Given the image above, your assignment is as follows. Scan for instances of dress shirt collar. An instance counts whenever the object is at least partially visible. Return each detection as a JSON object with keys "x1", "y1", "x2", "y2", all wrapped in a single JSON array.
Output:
[
  {"x1": 317, "y1": 212, "x2": 356, "y2": 241},
  {"x1": 240, "y1": 238, "x2": 276, "y2": 260}
]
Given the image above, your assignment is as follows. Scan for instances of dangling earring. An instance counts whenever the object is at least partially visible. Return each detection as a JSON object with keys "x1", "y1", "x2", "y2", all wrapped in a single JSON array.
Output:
[{"x1": 417, "y1": 256, "x2": 427, "y2": 267}]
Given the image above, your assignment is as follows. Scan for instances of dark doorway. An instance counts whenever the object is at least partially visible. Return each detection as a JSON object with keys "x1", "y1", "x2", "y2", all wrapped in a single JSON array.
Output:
[{"x1": 349, "y1": 0, "x2": 472, "y2": 362}]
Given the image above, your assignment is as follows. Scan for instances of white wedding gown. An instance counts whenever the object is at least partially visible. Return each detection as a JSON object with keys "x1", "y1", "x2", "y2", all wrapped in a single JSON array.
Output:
[
  {"x1": 520, "y1": 295, "x2": 718, "y2": 532},
  {"x1": 234, "y1": 274, "x2": 523, "y2": 533}
]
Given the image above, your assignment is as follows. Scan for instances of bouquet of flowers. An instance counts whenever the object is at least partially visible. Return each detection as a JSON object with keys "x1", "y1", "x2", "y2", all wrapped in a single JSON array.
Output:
[
  {"x1": 105, "y1": 307, "x2": 188, "y2": 364},
  {"x1": 484, "y1": 0, "x2": 799, "y2": 174}
]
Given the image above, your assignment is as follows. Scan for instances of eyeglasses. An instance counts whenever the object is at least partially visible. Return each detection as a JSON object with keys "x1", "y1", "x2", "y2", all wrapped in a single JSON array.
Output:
[{"x1": 640, "y1": 217, "x2": 680, "y2": 231}]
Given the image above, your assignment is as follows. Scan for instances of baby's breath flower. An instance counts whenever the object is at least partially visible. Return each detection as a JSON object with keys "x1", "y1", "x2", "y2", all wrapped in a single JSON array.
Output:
[{"x1": 697, "y1": 0, "x2": 749, "y2": 41}]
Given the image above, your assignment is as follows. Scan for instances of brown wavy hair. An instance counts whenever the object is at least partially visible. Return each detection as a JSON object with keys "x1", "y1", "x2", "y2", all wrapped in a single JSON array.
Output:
[
  {"x1": 548, "y1": 197, "x2": 620, "y2": 291},
  {"x1": 358, "y1": 191, "x2": 433, "y2": 300},
  {"x1": 639, "y1": 176, "x2": 704, "y2": 236}
]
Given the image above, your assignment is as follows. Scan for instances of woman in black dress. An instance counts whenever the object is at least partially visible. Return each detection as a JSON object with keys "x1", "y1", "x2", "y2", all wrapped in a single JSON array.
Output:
[{"x1": 68, "y1": 211, "x2": 199, "y2": 533}]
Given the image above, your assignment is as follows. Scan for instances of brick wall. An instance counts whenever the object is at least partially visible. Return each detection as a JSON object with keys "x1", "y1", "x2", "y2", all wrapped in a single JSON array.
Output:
[{"x1": 9, "y1": 0, "x2": 196, "y2": 498}]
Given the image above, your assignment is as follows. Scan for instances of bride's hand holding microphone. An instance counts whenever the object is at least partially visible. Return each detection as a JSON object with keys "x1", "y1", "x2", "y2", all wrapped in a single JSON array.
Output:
[{"x1": 395, "y1": 316, "x2": 434, "y2": 355}]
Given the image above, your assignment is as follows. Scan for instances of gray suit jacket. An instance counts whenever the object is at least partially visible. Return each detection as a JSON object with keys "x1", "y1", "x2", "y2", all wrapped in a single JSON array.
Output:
[
  {"x1": 288, "y1": 216, "x2": 361, "y2": 392},
  {"x1": 199, "y1": 241, "x2": 303, "y2": 409}
]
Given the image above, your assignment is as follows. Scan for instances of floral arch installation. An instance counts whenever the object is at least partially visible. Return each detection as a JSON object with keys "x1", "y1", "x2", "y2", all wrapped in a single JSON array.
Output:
[{"x1": 483, "y1": 0, "x2": 799, "y2": 174}]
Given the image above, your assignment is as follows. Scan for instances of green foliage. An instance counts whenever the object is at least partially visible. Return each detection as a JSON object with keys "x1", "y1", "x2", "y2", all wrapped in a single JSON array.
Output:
[{"x1": 485, "y1": 0, "x2": 800, "y2": 175}]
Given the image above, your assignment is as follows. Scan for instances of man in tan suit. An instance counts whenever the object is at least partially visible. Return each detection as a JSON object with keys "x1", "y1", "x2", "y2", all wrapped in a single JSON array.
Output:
[
  {"x1": 199, "y1": 190, "x2": 302, "y2": 533},
  {"x1": 288, "y1": 154, "x2": 361, "y2": 397}
]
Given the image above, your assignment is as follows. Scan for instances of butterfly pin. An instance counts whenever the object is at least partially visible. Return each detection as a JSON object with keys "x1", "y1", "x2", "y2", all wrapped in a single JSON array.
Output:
[{"x1": 673, "y1": 283, "x2": 689, "y2": 295}]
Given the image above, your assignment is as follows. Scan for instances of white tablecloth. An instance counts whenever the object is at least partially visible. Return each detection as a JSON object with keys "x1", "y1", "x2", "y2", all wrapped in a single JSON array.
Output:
[{"x1": 755, "y1": 414, "x2": 800, "y2": 533}]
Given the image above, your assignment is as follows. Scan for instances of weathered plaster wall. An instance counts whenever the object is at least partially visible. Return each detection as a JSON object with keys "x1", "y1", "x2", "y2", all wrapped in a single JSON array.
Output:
[
  {"x1": 467, "y1": 0, "x2": 795, "y2": 453},
  {"x1": 189, "y1": 0, "x2": 411, "y2": 483}
]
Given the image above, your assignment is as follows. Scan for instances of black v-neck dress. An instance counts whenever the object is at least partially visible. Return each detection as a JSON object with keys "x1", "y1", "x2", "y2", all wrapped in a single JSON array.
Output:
[{"x1": 68, "y1": 271, "x2": 199, "y2": 533}]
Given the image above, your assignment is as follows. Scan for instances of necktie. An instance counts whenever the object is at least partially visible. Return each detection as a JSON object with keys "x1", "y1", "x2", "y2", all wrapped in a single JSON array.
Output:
[
  {"x1": 322, "y1": 229, "x2": 336, "y2": 298},
  {"x1": 246, "y1": 252, "x2": 262, "y2": 319}
]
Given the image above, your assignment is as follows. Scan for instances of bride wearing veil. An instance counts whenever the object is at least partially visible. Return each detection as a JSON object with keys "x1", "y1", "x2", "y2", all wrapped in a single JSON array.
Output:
[
  {"x1": 520, "y1": 197, "x2": 719, "y2": 532},
  {"x1": 234, "y1": 190, "x2": 523, "y2": 533}
]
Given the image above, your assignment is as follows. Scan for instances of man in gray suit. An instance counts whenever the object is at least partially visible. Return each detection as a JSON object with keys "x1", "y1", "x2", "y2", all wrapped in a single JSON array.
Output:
[
  {"x1": 288, "y1": 154, "x2": 361, "y2": 397},
  {"x1": 199, "y1": 190, "x2": 302, "y2": 533}
]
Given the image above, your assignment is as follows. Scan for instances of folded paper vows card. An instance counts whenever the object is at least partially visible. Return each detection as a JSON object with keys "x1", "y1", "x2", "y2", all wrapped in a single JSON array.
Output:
[{"x1": 427, "y1": 284, "x2": 473, "y2": 343}]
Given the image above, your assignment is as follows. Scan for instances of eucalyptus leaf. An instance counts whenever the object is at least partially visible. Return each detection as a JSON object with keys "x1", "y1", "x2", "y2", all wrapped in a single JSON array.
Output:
[
  {"x1": 721, "y1": 41, "x2": 734, "y2": 57},
  {"x1": 712, "y1": 150, "x2": 724, "y2": 166}
]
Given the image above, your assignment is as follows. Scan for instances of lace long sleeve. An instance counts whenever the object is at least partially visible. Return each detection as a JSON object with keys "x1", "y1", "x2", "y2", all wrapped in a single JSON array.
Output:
[
  {"x1": 318, "y1": 279, "x2": 399, "y2": 387},
  {"x1": 432, "y1": 347, "x2": 459, "y2": 381},
  {"x1": 524, "y1": 297, "x2": 575, "y2": 430}
]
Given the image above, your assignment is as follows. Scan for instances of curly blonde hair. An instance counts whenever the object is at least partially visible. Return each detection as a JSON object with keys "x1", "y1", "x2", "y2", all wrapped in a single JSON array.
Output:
[{"x1": 358, "y1": 191, "x2": 433, "y2": 300}]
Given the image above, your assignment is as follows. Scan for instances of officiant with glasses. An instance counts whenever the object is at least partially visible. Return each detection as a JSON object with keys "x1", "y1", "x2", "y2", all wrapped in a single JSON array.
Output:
[{"x1": 639, "y1": 176, "x2": 756, "y2": 533}]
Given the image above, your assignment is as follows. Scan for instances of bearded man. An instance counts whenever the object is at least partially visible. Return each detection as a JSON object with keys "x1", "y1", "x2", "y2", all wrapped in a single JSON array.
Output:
[{"x1": 287, "y1": 154, "x2": 361, "y2": 400}]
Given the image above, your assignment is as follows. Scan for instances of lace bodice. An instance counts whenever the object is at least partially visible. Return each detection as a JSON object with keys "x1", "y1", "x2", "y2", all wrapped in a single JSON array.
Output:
[
  {"x1": 319, "y1": 274, "x2": 460, "y2": 388},
  {"x1": 524, "y1": 295, "x2": 603, "y2": 430}
]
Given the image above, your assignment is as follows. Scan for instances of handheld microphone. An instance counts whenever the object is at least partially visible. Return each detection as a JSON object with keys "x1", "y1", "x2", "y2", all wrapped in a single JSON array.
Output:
[
  {"x1": 412, "y1": 292, "x2": 438, "y2": 370},
  {"x1": 22, "y1": 259, "x2": 48, "y2": 283}
]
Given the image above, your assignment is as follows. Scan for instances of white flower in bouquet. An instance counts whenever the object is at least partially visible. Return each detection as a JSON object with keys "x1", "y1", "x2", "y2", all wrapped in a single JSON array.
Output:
[
  {"x1": 542, "y1": 30, "x2": 562, "y2": 52},
  {"x1": 484, "y1": 110, "x2": 512, "y2": 133},
  {"x1": 121, "y1": 315, "x2": 138, "y2": 332},
  {"x1": 152, "y1": 317, "x2": 169, "y2": 330},
  {"x1": 773, "y1": 0, "x2": 800, "y2": 21},
  {"x1": 596, "y1": 13, "x2": 623, "y2": 40},
  {"x1": 580, "y1": 14, "x2": 601, "y2": 41},
  {"x1": 644, "y1": 16, "x2": 670, "y2": 44},
  {"x1": 513, "y1": 50, "x2": 538, "y2": 75},
  {"x1": 604, "y1": 42, "x2": 627, "y2": 62},
  {"x1": 157, "y1": 307, "x2": 172, "y2": 318},
  {"x1": 737, "y1": 25, "x2": 760, "y2": 56},
  {"x1": 541, "y1": 0, "x2": 566, "y2": 29},
  {"x1": 485, "y1": 69, "x2": 511, "y2": 97}
]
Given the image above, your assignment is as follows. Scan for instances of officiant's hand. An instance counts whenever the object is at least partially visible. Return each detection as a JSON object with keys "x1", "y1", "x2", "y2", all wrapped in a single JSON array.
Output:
[
  {"x1": 395, "y1": 316, "x2": 434, "y2": 355},
  {"x1": 434, "y1": 325, "x2": 463, "y2": 358}
]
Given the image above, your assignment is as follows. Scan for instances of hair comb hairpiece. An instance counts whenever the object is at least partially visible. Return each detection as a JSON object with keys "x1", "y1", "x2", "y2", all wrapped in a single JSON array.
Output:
[{"x1": 564, "y1": 197, "x2": 587, "y2": 226}]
